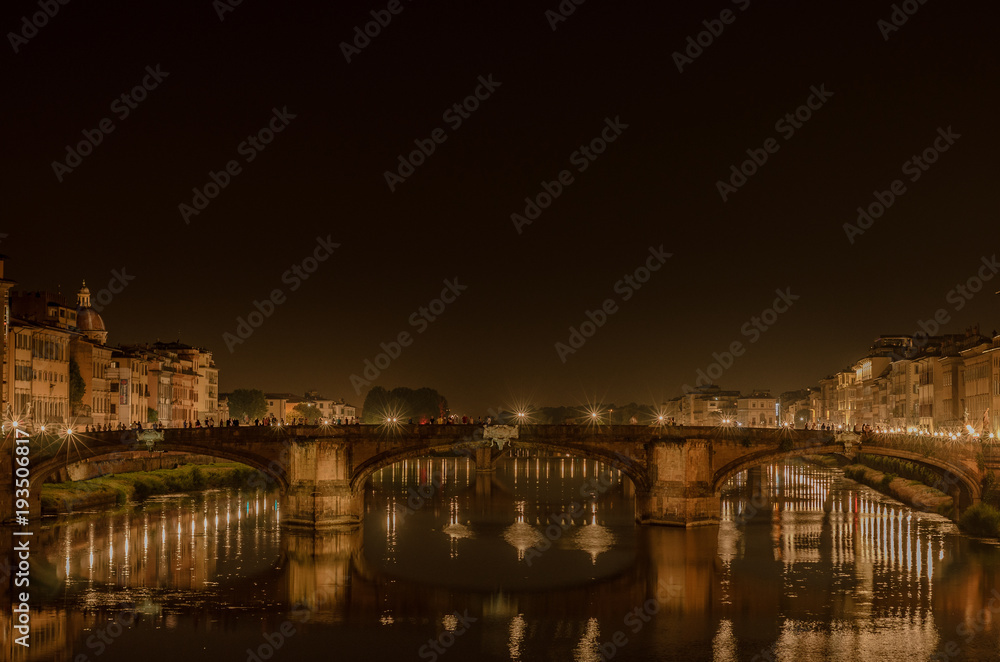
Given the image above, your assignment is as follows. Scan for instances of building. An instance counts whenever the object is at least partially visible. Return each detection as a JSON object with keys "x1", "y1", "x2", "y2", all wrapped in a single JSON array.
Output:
[
  {"x1": 834, "y1": 368, "x2": 857, "y2": 427},
  {"x1": 69, "y1": 283, "x2": 113, "y2": 426},
  {"x1": 265, "y1": 393, "x2": 297, "y2": 421},
  {"x1": 915, "y1": 351, "x2": 939, "y2": 432},
  {"x1": 737, "y1": 391, "x2": 777, "y2": 427},
  {"x1": 6, "y1": 285, "x2": 110, "y2": 427},
  {"x1": 3, "y1": 319, "x2": 72, "y2": 425},
  {"x1": 676, "y1": 385, "x2": 740, "y2": 426},
  {"x1": 0, "y1": 256, "x2": 18, "y2": 419},
  {"x1": 957, "y1": 331, "x2": 994, "y2": 432},
  {"x1": 813, "y1": 376, "x2": 837, "y2": 425},
  {"x1": 989, "y1": 334, "x2": 1000, "y2": 436},
  {"x1": 108, "y1": 348, "x2": 150, "y2": 426},
  {"x1": 886, "y1": 357, "x2": 919, "y2": 431},
  {"x1": 264, "y1": 391, "x2": 357, "y2": 423},
  {"x1": 0, "y1": 261, "x2": 222, "y2": 429},
  {"x1": 155, "y1": 342, "x2": 219, "y2": 423}
]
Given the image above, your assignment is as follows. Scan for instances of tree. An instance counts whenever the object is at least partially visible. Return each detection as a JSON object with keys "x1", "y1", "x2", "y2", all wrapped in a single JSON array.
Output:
[
  {"x1": 361, "y1": 386, "x2": 448, "y2": 423},
  {"x1": 69, "y1": 359, "x2": 85, "y2": 408},
  {"x1": 227, "y1": 388, "x2": 268, "y2": 420},
  {"x1": 147, "y1": 407, "x2": 158, "y2": 423},
  {"x1": 291, "y1": 402, "x2": 320, "y2": 422}
]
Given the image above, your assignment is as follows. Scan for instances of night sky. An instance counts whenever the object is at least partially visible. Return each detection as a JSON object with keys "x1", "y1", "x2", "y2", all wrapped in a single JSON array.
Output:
[{"x1": 4, "y1": 0, "x2": 997, "y2": 414}]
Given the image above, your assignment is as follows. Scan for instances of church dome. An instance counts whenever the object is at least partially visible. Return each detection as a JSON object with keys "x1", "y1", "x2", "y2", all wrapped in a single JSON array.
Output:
[
  {"x1": 77, "y1": 307, "x2": 106, "y2": 331},
  {"x1": 76, "y1": 281, "x2": 108, "y2": 338}
]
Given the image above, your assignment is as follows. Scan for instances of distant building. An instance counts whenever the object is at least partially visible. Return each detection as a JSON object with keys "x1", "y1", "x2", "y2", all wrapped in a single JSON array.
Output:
[
  {"x1": 152, "y1": 341, "x2": 219, "y2": 423},
  {"x1": 677, "y1": 385, "x2": 739, "y2": 426},
  {"x1": 265, "y1": 393, "x2": 297, "y2": 421},
  {"x1": 265, "y1": 391, "x2": 357, "y2": 423},
  {"x1": 737, "y1": 391, "x2": 776, "y2": 427}
]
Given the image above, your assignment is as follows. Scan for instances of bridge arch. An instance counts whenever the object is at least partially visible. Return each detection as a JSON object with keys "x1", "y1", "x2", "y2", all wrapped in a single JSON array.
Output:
[
  {"x1": 350, "y1": 441, "x2": 485, "y2": 491},
  {"x1": 349, "y1": 440, "x2": 650, "y2": 494},
  {"x1": 712, "y1": 444, "x2": 981, "y2": 511},
  {"x1": 501, "y1": 440, "x2": 650, "y2": 492},
  {"x1": 29, "y1": 438, "x2": 291, "y2": 495}
]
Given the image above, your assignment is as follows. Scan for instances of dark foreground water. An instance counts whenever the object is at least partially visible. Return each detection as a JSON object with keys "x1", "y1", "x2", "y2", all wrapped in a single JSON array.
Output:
[{"x1": 6, "y1": 457, "x2": 1000, "y2": 661}]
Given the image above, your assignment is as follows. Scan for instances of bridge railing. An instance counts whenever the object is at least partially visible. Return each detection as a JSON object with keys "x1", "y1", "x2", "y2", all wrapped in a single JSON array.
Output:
[{"x1": 859, "y1": 432, "x2": 993, "y2": 461}]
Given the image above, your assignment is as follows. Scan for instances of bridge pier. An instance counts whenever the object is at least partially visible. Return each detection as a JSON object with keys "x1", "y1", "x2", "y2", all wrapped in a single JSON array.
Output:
[
  {"x1": 637, "y1": 440, "x2": 720, "y2": 527},
  {"x1": 282, "y1": 440, "x2": 363, "y2": 530},
  {"x1": 474, "y1": 446, "x2": 497, "y2": 473},
  {"x1": 747, "y1": 465, "x2": 769, "y2": 499}
]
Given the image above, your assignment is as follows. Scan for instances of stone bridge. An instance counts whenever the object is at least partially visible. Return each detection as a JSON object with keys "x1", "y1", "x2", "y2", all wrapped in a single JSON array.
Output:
[{"x1": 2, "y1": 425, "x2": 995, "y2": 528}]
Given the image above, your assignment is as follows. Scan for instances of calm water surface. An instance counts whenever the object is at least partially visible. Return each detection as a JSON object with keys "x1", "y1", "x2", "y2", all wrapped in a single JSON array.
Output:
[{"x1": 8, "y1": 456, "x2": 1000, "y2": 661}]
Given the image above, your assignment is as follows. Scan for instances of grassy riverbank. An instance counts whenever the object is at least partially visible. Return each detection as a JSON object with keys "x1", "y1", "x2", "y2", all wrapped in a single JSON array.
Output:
[
  {"x1": 841, "y1": 463, "x2": 953, "y2": 515},
  {"x1": 801, "y1": 453, "x2": 957, "y2": 516},
  {"x1": 41, "y1": 463, "x2": 266, "y2": 514}
]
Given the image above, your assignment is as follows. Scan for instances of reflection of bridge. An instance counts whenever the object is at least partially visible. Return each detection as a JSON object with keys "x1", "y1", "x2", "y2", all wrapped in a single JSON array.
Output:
[{"x1": 2, "y1": 425, "x2": 995, "y2": 527}]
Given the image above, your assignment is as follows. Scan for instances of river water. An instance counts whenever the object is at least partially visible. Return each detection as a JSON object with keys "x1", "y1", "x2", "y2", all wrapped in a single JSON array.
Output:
[{"x1": 8, "y1": 457, "x2": 1000, "y2": 661}]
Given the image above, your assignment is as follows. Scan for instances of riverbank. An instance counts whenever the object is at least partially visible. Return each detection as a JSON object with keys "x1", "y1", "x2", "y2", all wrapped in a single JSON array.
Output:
[
  {"x1": 802, "y1": 454, "x2": 953, "y2": 515},
  {"x1": 41, "y1": 463, "x2": 266, "y2": 514}
]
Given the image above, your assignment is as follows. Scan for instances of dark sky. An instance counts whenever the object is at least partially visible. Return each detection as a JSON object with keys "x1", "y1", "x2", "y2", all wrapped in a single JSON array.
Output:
[{"x1": 4, "y1": 0, "x2": 997, "y2": 414}]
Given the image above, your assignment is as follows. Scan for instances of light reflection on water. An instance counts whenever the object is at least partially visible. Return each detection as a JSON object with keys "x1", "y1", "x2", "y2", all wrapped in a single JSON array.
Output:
[{"x1": 7, "y1": 458, "x2": 1000, "y2": 661}]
